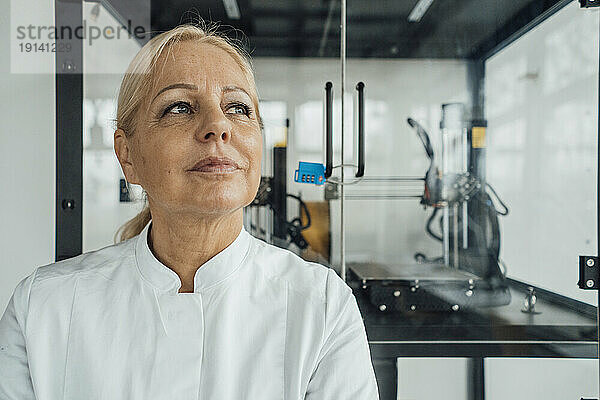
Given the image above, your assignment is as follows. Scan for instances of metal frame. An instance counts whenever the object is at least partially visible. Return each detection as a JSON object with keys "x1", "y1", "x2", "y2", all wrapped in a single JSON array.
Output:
[
  {"x1": 596, "y1": 13, "x2": 600, "y2": 394},
  {"x1": 55, "y1": 0, "x2": 83, "y2": 261},
  {"x1": 472, "y1": 0, "x2": 572, "y2": 60}
]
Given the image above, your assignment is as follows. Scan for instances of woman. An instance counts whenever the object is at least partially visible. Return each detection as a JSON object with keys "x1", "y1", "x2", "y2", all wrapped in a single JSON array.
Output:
[{"x1": 0, "y1": 23, "x2": 379, "y2": 399}]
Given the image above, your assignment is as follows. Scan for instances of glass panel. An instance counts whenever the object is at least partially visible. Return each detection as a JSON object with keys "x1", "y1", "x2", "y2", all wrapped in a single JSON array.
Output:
[
  {"x1": 82, "y1": 0, "x2": 341, "y2": 269},
  {"x1": 486, "y1": 358, "x2": 599, "y2": 398},
  {"x1": 248, "y1": 0, "x2": 341, "y2": 264},
  {"x1": 344, "y1": 0, "x2": 599, "y2": 398},
  {"x1": 82, "y1": 0, "x2": 147, "y2": 251},
  {"x1": 397, "y1": 358, "x2": 469, "y2": 398},
  {"x1": 485, "y1": 4, "x2": 598, "y2": 305},
  {"x1": 397, "y1": 357, "x2": 599, "y2": 399}
]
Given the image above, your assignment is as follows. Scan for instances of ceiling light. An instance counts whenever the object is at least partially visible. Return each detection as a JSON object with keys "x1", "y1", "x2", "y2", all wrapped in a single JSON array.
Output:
[
  {"x1": 223, "y1": 0, "x2": 241, "y2": 20},
  {"x1": 408, "y1": 0, "x2": 434, "y2": 22}
]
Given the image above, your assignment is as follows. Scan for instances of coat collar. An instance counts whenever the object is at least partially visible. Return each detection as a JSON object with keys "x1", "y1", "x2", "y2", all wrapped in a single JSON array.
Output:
[{"x1": 134, "y1": 219, "x2": 252, "y2": 294}]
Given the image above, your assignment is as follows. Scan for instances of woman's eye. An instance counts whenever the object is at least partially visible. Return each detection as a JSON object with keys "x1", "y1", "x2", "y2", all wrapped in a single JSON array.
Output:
[
  {"x1": 163, "y1": 102, "x2": 192, "y2": 116},
  {"x1": 226, "y1": 103, "x2": 251, "y2": 116}
]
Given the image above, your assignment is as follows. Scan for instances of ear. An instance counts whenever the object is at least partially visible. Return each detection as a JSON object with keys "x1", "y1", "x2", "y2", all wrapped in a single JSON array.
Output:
[{"x1": 114, "y1": 128, "x2": 140, "y2": 185}]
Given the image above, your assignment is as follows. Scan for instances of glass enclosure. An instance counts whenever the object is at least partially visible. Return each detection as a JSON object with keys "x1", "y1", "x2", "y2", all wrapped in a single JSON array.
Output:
[
  {"x1": 82, "y1": 0, "x2": 147, "y2": 250},
  {"x1": 77, "y1": 0, "x2": 599, "y2": 398}
]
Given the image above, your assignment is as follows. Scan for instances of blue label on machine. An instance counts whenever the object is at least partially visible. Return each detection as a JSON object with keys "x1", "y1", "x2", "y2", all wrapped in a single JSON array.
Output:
[{"x1": 294, "y1": 162, "x2": 326, "y2": 185}]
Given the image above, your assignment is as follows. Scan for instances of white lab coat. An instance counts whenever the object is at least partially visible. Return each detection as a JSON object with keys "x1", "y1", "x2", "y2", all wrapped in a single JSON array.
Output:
[{"x1": 0, "y1": 219, "x2": 379, "y2": 399}]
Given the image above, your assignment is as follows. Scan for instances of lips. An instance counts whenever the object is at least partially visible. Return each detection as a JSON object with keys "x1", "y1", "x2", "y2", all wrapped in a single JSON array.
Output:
[{"x1": 188, "y1": 156, "x2": 241, "y2": 173}]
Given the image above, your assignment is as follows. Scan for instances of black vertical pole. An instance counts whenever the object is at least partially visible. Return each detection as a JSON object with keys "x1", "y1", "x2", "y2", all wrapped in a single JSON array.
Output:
[
  {"x1": 466, "y1": 60, "x2": 486, "y2": 400},
  {"x1": 272, "y1": 121, "x2": 288, "y2": 240},
  {"x1": 468, "y1": 357, "x2": 485, "y2": 400},
  {"x1": 55, "y1": 0, "x2": 83, "y2": 261},
  {"x1": 467, "y1": 60, "x2": 487, "y2": 201},
  {"x1": 372, "y1": 358, "x2": 397, "y2": 400}
]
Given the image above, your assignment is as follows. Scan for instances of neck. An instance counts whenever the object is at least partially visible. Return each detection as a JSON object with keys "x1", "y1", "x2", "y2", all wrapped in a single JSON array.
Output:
[{"x1": 147, "y1": 207, "x2": 244, "y2": 293}]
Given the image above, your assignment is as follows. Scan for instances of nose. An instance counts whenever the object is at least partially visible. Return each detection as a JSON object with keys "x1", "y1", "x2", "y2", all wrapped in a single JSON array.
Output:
[{"x1": 195, "y1": 106, "x2": 232, "y2": 144}]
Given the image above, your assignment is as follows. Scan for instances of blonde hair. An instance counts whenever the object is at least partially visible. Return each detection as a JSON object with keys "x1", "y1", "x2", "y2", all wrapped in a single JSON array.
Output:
[{"x1": 114, "y1": 22, "x2": 261, "y2": 243}]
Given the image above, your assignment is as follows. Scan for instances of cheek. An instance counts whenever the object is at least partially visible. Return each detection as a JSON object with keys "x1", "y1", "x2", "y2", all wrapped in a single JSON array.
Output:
[
  {"x1": 134, "y1": 136, "x2": 182, "y2": 183},
  {"x1": 246, "y1": 134, "x2": 263, "y2": 174}
]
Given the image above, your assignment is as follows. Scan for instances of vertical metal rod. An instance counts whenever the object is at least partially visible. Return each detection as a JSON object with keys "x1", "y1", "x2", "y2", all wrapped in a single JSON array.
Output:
[
  {"x1": 462, "y1": 127, "x2": 468, "y2": 170},
  {"x1": 261, "y1": 206, "x2": 268, "y2": 240},
  {"x1": 462, "y1": 202, "x2": 468, "y2": 249},
  {"x1": 443, "y1": 208, "x2": 450, "y2": 266},
  {"x1": 253, "y1": 206, "x2": 259, "y2": 236},
  {"x1": 266, "y1": 206, "x2": 272, "y2": 244},
  {"x1": 467, "y1": 357, "x2": 485, "y2": 400},
  {"x1": 340, "y1": 0, "x2": 347, "y2": 281},
  {"x1": 442, "y1": 127, "x2": 450, "y2": 266},
  {"x1": 462, "y1": 127, "x2": 469, "y2": 249},
  {"x1": 453, "y1": 203, "x2": 459, "y2": 268},
  {"x1": 257, "y1": 205, "x2": 262, "y2": 239},
  {"x1": 247, "y1": 207, "x2": 252, "y2": 234}
]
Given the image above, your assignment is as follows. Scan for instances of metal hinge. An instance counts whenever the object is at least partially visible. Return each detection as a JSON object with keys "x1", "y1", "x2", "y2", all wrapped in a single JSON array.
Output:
[
  {"x1": 578, "y1": 256, "x2": 599, "y2": 290},
  {"x1": 580, "y1": 0, "x2": 600, "y2": 8}
]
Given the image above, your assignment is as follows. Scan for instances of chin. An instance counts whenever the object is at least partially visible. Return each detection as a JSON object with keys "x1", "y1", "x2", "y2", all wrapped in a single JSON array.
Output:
[
  {"x1": 192, "y1": 195, "x2": 249, "y2": 215},
  {"x1": 177, "y1": 178, "x2": 256, "y2": 213}
]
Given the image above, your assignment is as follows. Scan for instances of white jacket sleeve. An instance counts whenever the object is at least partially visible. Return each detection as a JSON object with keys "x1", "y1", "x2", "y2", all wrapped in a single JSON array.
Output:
[
  {"x1": 0, "y1": 273, "x2": 37, "y2": 399},
  {"x1": 305, "y1": 268, "x2": 380, "y2": 399}
]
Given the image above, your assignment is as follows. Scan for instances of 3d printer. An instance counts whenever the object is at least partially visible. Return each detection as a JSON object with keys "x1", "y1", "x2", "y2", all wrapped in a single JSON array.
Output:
[{"x1": 346, "y1": 103, "x2": 512, "y2": 313}]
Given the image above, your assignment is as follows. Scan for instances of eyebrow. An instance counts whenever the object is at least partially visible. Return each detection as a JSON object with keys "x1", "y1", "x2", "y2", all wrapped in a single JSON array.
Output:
[{"x1": 152, "y1": 83, "x2": 252, "y2": 103}]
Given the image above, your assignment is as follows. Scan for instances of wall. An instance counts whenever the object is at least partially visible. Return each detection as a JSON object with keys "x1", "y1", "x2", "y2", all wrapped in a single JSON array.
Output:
[{"x1": 0, "y1": 0, "x2": 55, "y2": 310}]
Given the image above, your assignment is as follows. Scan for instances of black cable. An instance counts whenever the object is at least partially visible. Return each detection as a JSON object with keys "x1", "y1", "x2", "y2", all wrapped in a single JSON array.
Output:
[
  {"x1": 256, "y1": 192, "x2": 311, "y2": 249},
  {"x1": 426, "y1": 207, "x2": 443, "y2": 241},
  {"x1": 414, "y1": 252, "x2": 444, "y2": 264},
  {"x1": 286, "y1": 193, "x2": 311, "y2": 230},
  {"x1": 407, "y1": 118, "x2": 434, "y2": 160},
  {"x1": 485, "y1": 191, "x2": 501, "y2": 261},
  {"x1": 267, "y1": 203, "x2": 307, "y2": 249},
  {"x1": 407, "y1": 118, "x2": 436, "y2": 178},
  {"x1": 486, "y1": 182, "x2": 509, "y2": 216}
]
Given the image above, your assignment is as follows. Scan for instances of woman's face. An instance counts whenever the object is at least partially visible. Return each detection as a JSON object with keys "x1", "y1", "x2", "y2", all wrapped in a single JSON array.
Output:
[{"x1": 118, "y1": 41, "x2": 262, "y2": 218}]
